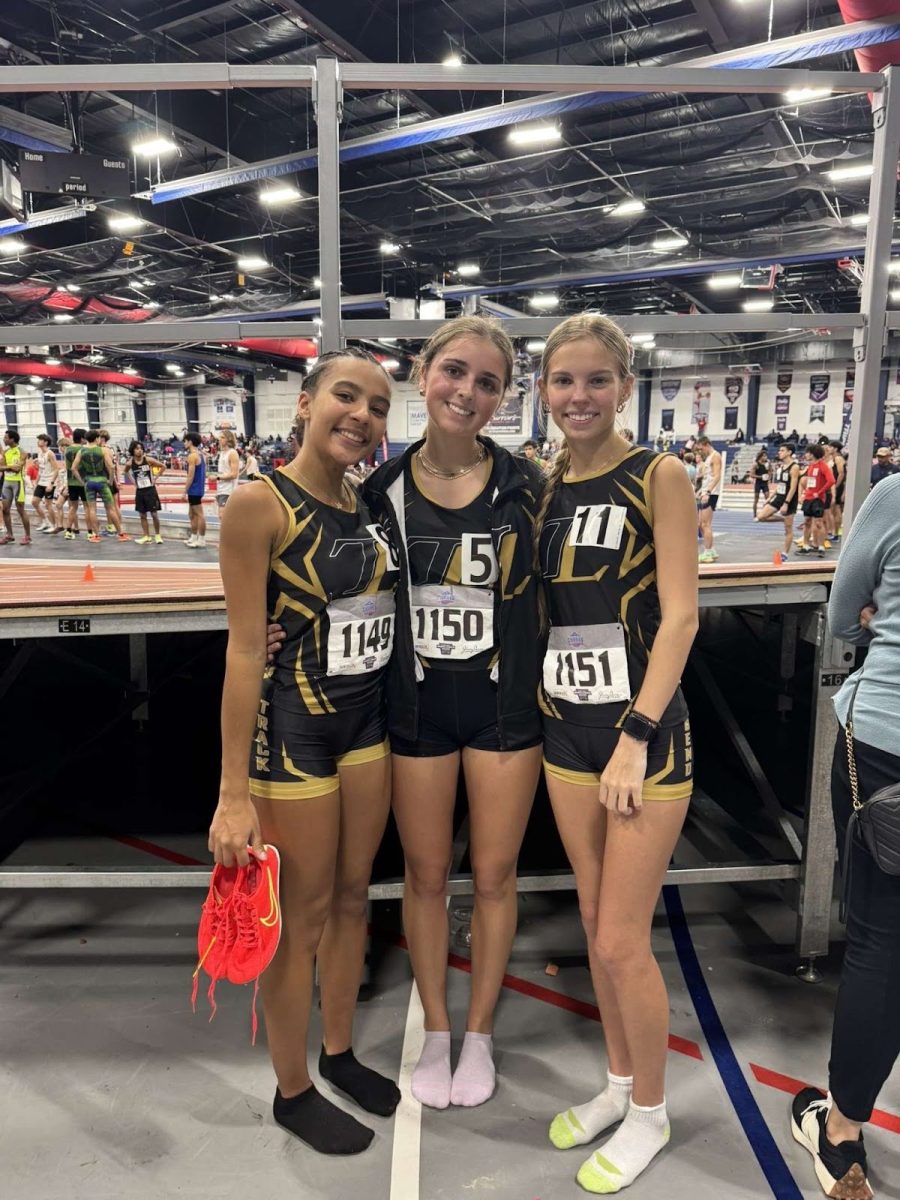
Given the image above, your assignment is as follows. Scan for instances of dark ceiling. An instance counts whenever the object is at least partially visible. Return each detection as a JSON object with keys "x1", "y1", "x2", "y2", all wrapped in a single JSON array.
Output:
[{"x1": 0, "y1": 0, "x2": 892, "y2": 378}]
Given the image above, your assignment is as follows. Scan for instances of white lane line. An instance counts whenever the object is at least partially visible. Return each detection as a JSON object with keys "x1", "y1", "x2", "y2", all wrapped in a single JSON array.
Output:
[{"x1": 389, "y1": 980, "x2": 425, "y2": 1200}]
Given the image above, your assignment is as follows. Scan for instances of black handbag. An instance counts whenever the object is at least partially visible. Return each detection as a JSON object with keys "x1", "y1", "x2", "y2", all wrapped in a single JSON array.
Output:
[{"x1": 839, "y1": 678, "x2": 900, "y2": 922}]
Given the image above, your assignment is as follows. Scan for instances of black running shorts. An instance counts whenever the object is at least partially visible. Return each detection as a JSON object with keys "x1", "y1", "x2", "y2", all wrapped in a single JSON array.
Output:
[
  {"x1": 543, "y1": 717, "x2": 693, "y2": 801},
  {"x1": 802, "y1": 498, "x2": 825, "y2": 519},
  {"x1": 390, "y1": 668, "x2": 542, "y2": 758},
  {"x1": 248, "y1": 694, "x2": 388, "y2": 800},
  {"x1": 135, "y1": 488, "x2": 162, "y2": 514}
]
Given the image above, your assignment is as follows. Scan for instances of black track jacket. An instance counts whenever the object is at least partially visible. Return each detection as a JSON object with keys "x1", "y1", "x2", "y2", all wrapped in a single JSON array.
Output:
[{"x1": 363, "y1": 437, "x2": 545, "y2": 749}]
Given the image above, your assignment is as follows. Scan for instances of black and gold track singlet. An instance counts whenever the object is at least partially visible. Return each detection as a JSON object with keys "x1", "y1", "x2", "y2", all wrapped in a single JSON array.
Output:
[
  {"x1": 263, "y1": 468, "x2": 399, "y2": 714},
  {"x1": 538, "y1": 447, "x2": 687, "y2": 728},
  {"x1": 404, "y1": 458, "x2": 499, "y2": 671}
]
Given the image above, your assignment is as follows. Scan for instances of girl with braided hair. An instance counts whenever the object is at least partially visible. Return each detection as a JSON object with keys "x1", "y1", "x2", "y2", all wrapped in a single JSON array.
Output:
[{"x1": 534, "y1": 315, "x2": 698, "y2": 1194}]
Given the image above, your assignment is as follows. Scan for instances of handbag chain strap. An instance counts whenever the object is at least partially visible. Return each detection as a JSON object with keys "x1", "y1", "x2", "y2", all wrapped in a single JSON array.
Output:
[{"x1": 845, "y1": 676, "x2": 864, "y2": 813}]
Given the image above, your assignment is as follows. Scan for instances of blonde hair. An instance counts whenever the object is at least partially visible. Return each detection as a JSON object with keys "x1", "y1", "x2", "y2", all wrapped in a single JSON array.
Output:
[
  {"x1": 532, "y1": 315, "x2": 634, "y2": 626},
  {"x1": 218, "y1": 429, "x2": 237, "y2": 449},
  {"x1": 412, "y1": 315, "x2": 515, "y2": 392},
  {"x1": 539, "y1": 313, "x2": 633, "y2": 383}
]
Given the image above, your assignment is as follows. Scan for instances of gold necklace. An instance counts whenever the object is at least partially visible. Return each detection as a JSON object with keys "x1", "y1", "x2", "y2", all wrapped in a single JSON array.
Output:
[
  {"x1": 565, "y1": 445, "x2": 625, "y2": 480},
  {"x1": 417, "y1": 443, "x2": 487, "y2": 480},
  {"x1": 290, "y1": 468, "x2": 348, "y2": 510}
]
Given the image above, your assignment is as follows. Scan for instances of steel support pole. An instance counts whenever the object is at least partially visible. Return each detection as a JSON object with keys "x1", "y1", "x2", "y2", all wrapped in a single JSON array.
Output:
[
  {"x1": 845, "y1": 66, "x2": 900, "y2": 527},
  {"x1": 795, "y1": 609, "x2": 857, "y2": 974},
  {"x1": 315, "y1": 58, "x2": 342, "y2": 354}
]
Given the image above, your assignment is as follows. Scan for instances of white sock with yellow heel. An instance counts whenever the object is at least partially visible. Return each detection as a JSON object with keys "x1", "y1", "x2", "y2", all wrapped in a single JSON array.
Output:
[
  {"x1": 549, "y1": 1072, "x2": 632, "y2": 1149},
  {"x1": 576, "y1": 1099, "x2": 670, "y2": 1193}
]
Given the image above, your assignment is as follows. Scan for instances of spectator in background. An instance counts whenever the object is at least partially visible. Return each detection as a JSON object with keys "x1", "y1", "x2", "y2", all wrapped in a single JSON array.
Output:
[
  {"x1": 242, "y1": 445, "x2": 260, "y2": 480},
  {"x1": 870, "y1": 447, "x2": 899, "y2": 489},
  {"x1": 183, "y1": 431, "x2": 207, "y2": 549},
  {"x1": 791, "y1": 471, "x2": 900, "y2": 1200}
]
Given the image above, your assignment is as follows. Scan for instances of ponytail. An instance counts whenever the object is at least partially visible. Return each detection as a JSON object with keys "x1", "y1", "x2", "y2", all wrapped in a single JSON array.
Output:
[{"x1": 532, "y1": 445, "x2": 570, "y2": 633}]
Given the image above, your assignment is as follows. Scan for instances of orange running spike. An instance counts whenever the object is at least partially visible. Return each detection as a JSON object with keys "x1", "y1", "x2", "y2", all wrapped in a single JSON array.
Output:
[{"x1": 82, "y1": 563, "x2": 95, "y2": 582}]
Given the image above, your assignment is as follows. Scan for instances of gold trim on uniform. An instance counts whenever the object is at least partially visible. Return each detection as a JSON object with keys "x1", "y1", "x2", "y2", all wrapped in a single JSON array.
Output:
[{"x1": 337, "y1": 737, "x2": 390, "y2": 768}]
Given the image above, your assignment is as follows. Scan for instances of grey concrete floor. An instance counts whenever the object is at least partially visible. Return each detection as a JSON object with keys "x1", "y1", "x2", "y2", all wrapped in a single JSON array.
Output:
[{"x1": 2, "y1": 835, "x2": 898, "y2": 1200}]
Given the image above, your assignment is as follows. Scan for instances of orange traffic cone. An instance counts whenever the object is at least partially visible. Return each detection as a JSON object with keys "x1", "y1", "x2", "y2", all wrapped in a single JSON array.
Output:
[
  {"x1": 82, "y1": 563, "x2": 95, "y2": 583},
  {"x1": 772, "y1": 551, "x2": 783, "y2": 567}
]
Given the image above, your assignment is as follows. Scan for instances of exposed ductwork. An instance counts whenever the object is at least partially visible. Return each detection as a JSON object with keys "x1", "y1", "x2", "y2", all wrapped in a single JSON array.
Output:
[
  {"x1": 0, "y1": 358, "x2": 145, "y2": 385},
  {"x1": 837, "y1": 2, "x2": 900, "y2": 73},
  {"x1": 146, "y1": 17, "x2": 900, "y2": 206}
]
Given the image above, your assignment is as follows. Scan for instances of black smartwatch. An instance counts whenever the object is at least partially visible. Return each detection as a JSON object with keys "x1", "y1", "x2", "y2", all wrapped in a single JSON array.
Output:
[{"x1": 622, "y1": 710, "x2": 659, "y2": 743}]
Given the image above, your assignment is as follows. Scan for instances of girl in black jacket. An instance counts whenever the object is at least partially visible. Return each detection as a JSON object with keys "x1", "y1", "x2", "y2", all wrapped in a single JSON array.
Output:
[{"x1": 363, "y1": 316, "x2": 544, "y2": 1110}]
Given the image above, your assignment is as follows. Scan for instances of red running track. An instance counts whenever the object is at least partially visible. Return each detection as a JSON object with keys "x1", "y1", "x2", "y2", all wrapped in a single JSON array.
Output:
[{"x1": 0, "y1": 559, "x2": 223, "y2": 609}]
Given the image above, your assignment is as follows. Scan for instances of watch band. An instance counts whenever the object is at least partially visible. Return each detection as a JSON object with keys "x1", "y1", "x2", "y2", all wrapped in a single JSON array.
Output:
[{"x1": 622, "y1": 709, "x2": 660, "y2": 743}]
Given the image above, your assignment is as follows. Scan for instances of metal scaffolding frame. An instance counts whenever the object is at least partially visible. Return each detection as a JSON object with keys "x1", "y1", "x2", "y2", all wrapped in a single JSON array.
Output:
[{"x1": 0, "y1": 59, "x2": 898, "y2": 970}]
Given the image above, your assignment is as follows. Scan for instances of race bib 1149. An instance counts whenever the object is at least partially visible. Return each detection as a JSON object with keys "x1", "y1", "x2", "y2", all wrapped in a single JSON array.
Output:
[{"x1": 326, "y1": 593, "x2": 395, "y2": 676}]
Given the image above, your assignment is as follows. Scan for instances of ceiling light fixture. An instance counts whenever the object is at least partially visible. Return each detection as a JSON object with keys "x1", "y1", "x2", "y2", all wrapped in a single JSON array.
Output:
[
  {"x1": 630, "y1": 333, "x2": 655, "y2": 344},
  {"x1": 236, "y1": 254, "x2": 270, "y2": 271},
  {"x1": 742, "y1": 297, "x2": 775, "y2": 312},
  {"x1": 312, "y1": 276, "x2": 322, "y2": 287},
  {"x1": 457, "y1": 263, "x2": 480, "y2": 276},
  {"x1": 652, "y1": 234, "x2": 688, "y2": 251},
  {"x1": 708, "y1": 273, "x2": 743, "y2": 289},
  {"x1": 123, "y1": 366, "x2": 139, "y2": 375},
  {"x1": 443, "y1": 52, "x2": 463, "y2": 68},
  {"x1": 847, "y1": 212, "x2": 870, "y2": 226},
  {"x1": 107, "y1": 215, "x2": 146, "y2": 232},
  {"x1": 0, "y1": 237, "x2": 27, "y2": 255},
  {"x1": 379, "y1": 241, "x2": 401, "y2": 254},
  {"x1": 827, "y1": 162, "x2": 874, "y2": 181},
  {"x1": 65, "y1": 283, "x2": 82, "y2": 293},
  {"x1": 784, "y1": 86, "x2": 833, "y2": 103},
  {"x1": 508, "y1": 123, "x2": 562, "y2": 146},
  {"x1": 529, "y1": 293, "x2": 559, "y2": 309},
  {"x1": 52, "y1": 313, "x2": 74, "y2": 322},
  {"x1": 146, "y1": 300, "x2": 160, "y2": 309},
  {"x1": 611, "y1": 198, "x2": 646, "y2": 217},
  {"x1": 381, "y1": 358, "x2": 401, "y2": 371},
  {"x1": 525, "y1": 339, "x2": 546, "y2": 353},
  {"x1": 29, "y1": 374, "x2": 42, "y2": 383},
  {"x1": 44, "y1": 357, "x2": 61, "y2": 365},
  {"x1": 891, "y1": 289, "x2": 900, "y2": 302},
  {"x1": 165, "y1": 363, "x2": 180, "y2": 372},
  {"x1": 259, "y1": 184, "x2": 301, "y2": 205},
  {"x1": 889, "y1": 262, "x2": 900, "y2": 274},
  {"x1": 132, "y1": 135, "x2": 178, "y2": 157}
]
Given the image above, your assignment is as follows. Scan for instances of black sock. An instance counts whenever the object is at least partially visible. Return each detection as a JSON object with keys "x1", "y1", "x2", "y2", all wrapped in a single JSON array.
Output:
[
  {"x1": 273, "y1": 1084, "x2": 373, "y2": 1155},
  {"x1": 319, "y1": 1046, "x2": 401, "y2": 1117}
]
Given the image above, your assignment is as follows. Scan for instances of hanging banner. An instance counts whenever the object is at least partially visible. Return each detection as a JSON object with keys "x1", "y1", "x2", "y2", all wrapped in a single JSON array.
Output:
[
  {"x1": 724, "y1": 377, "x2": 743, "y2": 402},
  {"x1": 723, "y1": 406, "x2": 739, "y2": 430},
  {"x1": 809, "y1": 373, "x2": 831, "y2": 403},
  {"x1": 844, "y1": 369, "x2": 855, "y2": 405},
  {"x1": 406, "y1": 398, "x2": 428, "y2": 440},
  {"x1": 777, "y1": 370, "x2": 793, "y2": 392},
  {"x1": 776, "y1": 415, "x2": 787, "y2": 433},
  {"x1": 661, "y1": 408, "x2": 674, "y2": 432},
  {"x1": 775, "y1": 395, "x2": 790, "y2": 415},
  {"x1": 692, "y1": 379, "x2": 710, "y2": 425},
  {"x1": 661, "y1": 378, "x2": 681, "y2": 402}
]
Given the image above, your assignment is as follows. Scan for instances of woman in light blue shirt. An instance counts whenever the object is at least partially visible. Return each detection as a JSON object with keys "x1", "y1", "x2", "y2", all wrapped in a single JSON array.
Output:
[{"x1": 791, "y1": 473, "x2": 900, "y2": 1199}]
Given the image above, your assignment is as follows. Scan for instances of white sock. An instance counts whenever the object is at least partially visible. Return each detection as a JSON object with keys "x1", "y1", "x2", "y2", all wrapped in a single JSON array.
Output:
[
  {"x1": 450, "y1": 1032, "x2": 495, "y2": 1107},
  {"x1": 549, "y1": 1073, "x2": 632, "y2": 1149},
  {"x1": 576, "y1": 1099, "x2": 670, "y2": 1194},
  {"x1": 411, "y1": 1031, "x2": 451, "y2": 1109}
]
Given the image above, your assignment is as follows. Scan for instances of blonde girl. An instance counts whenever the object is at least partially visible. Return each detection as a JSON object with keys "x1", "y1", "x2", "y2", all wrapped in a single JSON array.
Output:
[{"x1": 534, "y1": 315, "x2": 698, "y2": 1193}]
